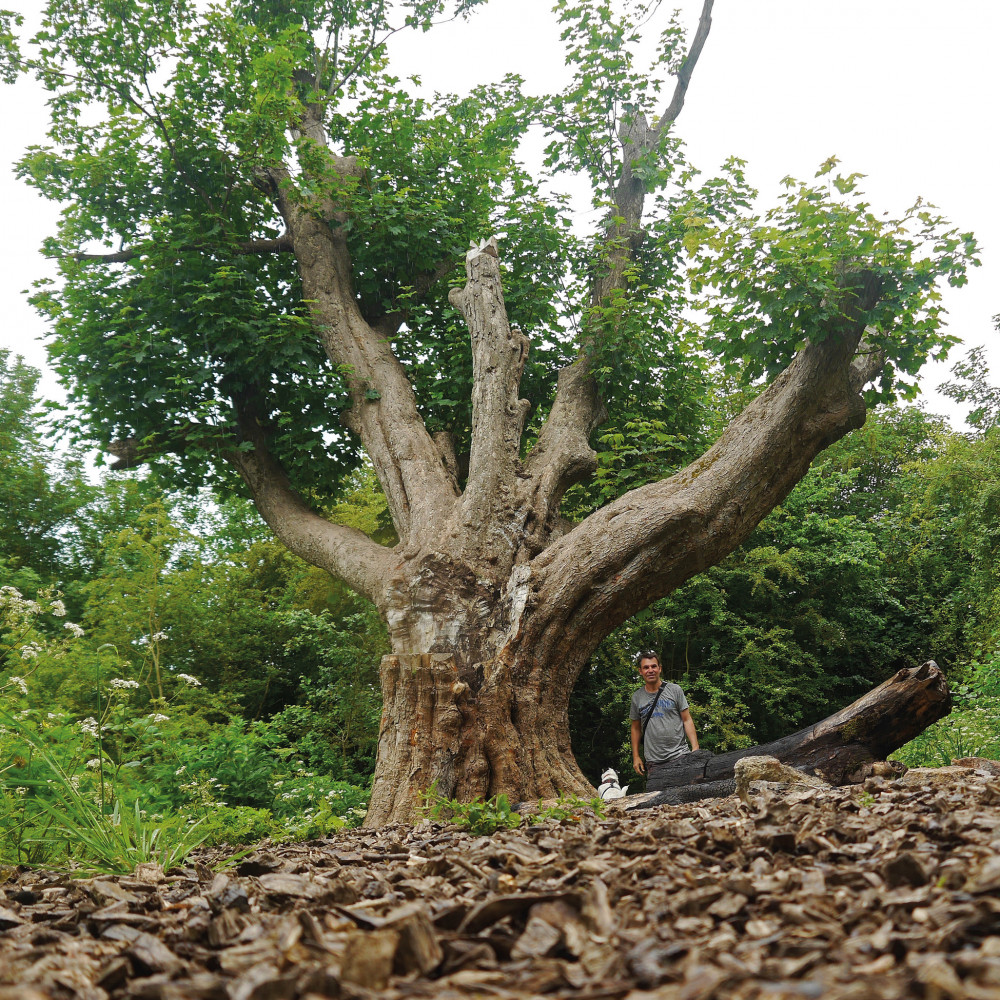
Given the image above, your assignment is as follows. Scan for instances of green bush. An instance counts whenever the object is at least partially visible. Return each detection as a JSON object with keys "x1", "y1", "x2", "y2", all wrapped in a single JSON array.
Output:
[
  {"x1": 420, "y1": 785, "x2": 522, "y2": 836},
  {"x1": 196, "y1": 806, "x2": 278, "y2": 847}
]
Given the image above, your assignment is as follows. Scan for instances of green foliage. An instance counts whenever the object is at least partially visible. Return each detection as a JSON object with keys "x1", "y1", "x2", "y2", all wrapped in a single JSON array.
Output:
[
  {"x1": 194, "y1": 806, "x2": 277, "y2": 848},
  {"x1": 0, "y1": 9, "x2": 22, "y2": 84},
  {"x1": 893, "y1": 678, "x2": 1000, "y2": 769},
  {"x1": 13, "y1": 0, "x2": 970, "y2": 502},
  {"x1": 529, "y1": 794, "x2": 605, "y2": 824},
  {"x1": 0, "y1": 626, "x2": 371, "y2": 867},
  {"x1": 0, "y1": 351, "x2": 93, "y2": 582},
  {"x1": 420, "y1": 784, "x2": 522, "y2": 835},
  {"x1": 939, "y1": 326, "x2": 1000, "y2": 434},
  {"x1": 0, "y1": 366, "x2": 378, "y2": 866},
  {"x1": 420, "y1": 784, "x2": 604, "y2": 834},
  {"x1": 688, "y1": 162, "x2": 978, "y2": 402},
  {"x1": 0, "y1": 699, "x2": 209, "y2": 874}
]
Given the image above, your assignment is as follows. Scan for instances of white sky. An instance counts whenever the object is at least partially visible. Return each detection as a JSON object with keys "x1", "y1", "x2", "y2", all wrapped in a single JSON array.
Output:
[{"x1": 1, "y1": 0, "x2": 997, "y2": 427}]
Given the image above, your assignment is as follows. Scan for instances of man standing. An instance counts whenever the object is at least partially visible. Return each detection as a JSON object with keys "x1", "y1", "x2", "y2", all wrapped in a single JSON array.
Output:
[{"x1": 630, "y1": 650, "x2": 701, "y2": 790}]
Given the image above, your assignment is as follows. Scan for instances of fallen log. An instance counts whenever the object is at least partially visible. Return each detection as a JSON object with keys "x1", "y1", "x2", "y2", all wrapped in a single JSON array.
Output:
[{"x1": 625, "y1": 660, "x2": 951, "y2": 810}]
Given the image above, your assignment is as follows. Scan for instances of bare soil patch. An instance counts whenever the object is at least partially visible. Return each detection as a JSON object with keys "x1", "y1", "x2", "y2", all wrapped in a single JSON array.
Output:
[{"x1": 4, "y1": 765, "x2": 1000, "y2": 1000}]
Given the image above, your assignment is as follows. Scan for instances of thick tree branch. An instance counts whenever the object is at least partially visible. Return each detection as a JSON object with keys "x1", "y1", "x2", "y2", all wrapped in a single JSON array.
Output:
[
  {"x1": 523, "y1": 2, "x2": 715, "y2": 524},
  {"x1": 227, "y1": 419, "x2": 395, "y2": 608},
  {"x1": 525, "y1": 272, "x2": 884, "y2": 669},
  {"x1": 653, "y1": 0, "x2": 715, "y2": 132},
  {"x1": 520, "y1": 361, "x2": 606, "y2": 550},
  {"x1": 850, "y1": 329, "x2": 886, "y2": 391},
  {"x1": 449, "y1": 238, "x2": 531, "y2": 569},
  {"x1": 107, "y1": 417, "x2": 393, "y2": 606},
  {"x1": 268, "y1": 161, "x2": 459, "y2": 544},
  {"x1": 71, "y1": 235, "x2": 293, "y2": 264},
  {"x1": 107, "y1": 427, "x2": 202, "y2": 470}
]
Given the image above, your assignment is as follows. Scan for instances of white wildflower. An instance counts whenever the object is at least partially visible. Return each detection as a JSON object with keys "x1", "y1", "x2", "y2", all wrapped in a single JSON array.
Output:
[
  {"x1": 14, "y1": 787, "x2": 28, "y2": 797},
  {"x1": 151, "y1": 631, "x2": 169, "y2": 641},
  {"x1": 147, "y1": 713, "x2": 169, "y2": 723},
  {"x1": 50, "y1": 600, "x2": 67, "y2": 617},
  {"x1": 86, "y1": 758, "x2": 101, "y2": 769},
  {"x1": 78, "y1": 717, "x2": 99, "y2": 736},
  {"x1": 8, "y1": 675, "x2": 28, "y2": 696},
  {"x1": 174, "y1": 766, "x2": 186, "y2": 776},
  {"x1": 23, "y1": 600, "x2": 41, "y2": 615},
  {"x1": 64, "y1": 622, "x2": 85, "y2": 638},
  {"x1": 176, "y1": 673, "x2": 201, "y2": 687},
  {"x1": 69, "y1": 775, "x2": 81, "y2": 791},
  {"x1": 109, "y1": 678, "x2": 140, "y2": 690},
  {"x1": 19, "y1": 643, "x2": 42, "y2": 661}
]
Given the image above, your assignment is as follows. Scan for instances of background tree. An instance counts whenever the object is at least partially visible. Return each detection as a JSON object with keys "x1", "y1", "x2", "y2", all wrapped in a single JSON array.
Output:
[
  {"x1": 0, "y1": 351, "x2": 92, "y2": 586},
  {"x1": 7, "y1": 0, "x2": 977, "y2": 823}
]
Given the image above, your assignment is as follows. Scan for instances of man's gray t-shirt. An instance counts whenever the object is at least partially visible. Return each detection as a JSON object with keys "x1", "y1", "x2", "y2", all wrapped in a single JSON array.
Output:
[{"x1": 629, "y1": 682, "x2": 690, "y2": 764}]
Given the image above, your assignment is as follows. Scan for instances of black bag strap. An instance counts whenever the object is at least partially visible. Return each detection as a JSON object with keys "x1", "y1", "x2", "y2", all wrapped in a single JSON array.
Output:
[{"x1": 639, "y1": 683, "x2": 666, "y2": 747}]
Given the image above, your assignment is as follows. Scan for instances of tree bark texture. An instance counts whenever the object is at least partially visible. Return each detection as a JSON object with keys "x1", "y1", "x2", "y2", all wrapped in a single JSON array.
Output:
[{"x1": 625, "y1": 660, "x2": 952, "y2": 809}]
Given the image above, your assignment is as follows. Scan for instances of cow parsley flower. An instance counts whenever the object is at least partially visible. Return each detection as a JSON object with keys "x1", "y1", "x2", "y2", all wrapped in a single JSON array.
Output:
[
  {"x1": 64, "y1": 622, "x2": 85, "y2": 638},
  {"x1": 8, "y1": 675, "x2": 28, "y2": 696},
  {"x1": 147, "y1": 713, "x2": 170, "y2": 723},
  {"x1": 177, "y1": 673, "x2": 201, "y2": 687},
  {"x1": 78, "y1": 717, "x2": 99, "y2": 736},
  {"x1": 50, "y1": 600, "x2": 67, "y2": 617},
  {"x1": 109, "y1": 678, "x2": 140, "y2": 690},
  {"x1": 19, "y1": 643, "x2": 42, "y2": 661}
]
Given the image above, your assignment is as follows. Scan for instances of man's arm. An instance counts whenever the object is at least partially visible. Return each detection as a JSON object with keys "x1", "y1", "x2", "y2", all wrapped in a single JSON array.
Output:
[
  {"x1": 680, "y1": 708, "x2": 699, "y2": 751},
  {"x1": 630, "y1": 719, "x2": 645, "y2": 774}
]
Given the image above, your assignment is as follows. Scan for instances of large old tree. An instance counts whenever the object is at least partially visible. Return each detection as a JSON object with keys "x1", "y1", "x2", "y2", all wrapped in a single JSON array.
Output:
[{"x1": 7, "y1": 0, "x2": 975, "y2": 823}]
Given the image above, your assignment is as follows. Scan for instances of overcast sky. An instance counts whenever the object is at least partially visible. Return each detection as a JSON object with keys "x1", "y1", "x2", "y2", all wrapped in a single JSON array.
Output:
[{"x1": 1, "y1": 0, "x2": 996, "y2": 428}]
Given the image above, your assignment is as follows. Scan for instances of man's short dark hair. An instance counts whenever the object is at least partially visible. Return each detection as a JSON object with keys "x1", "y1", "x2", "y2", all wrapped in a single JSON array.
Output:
[{"x1": 633, "y1": 649, "x2": 660, "y2": 666}]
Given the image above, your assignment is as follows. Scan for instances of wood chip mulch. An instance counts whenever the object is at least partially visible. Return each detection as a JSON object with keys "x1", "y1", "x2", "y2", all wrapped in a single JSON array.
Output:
[{"x1": 4, "y1": 764, "x2": 1000, "y2": 1000}]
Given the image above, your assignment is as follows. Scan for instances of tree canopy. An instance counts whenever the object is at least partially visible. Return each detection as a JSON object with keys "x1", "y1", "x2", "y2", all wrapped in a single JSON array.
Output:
[{"x1": 7, "y1": 0, "x2": 974, "y2": 499}]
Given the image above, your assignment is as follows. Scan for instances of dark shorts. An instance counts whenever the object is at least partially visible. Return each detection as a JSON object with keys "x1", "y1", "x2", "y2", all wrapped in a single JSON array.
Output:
[{"x1": 646, "y1": 749, "x2": 714, "y2": 792}]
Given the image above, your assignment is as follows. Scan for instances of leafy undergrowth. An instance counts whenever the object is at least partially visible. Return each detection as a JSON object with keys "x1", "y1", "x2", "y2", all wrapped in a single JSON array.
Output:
[{"x1": 3, "y1": 764, "x2": 1000, "y2": 999}]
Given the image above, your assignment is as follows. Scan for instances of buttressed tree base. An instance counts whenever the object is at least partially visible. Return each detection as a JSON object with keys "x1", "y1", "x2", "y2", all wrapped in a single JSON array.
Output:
[{"x1": 6, "y1": 0, "x2": 976, "y2": 823}]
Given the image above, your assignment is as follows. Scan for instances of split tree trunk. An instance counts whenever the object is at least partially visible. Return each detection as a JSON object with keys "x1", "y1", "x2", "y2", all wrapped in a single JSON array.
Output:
[
  {"x1": 627, "y1": 660, "x2": 951, "y2": 809},
  {"x1": 217, "y1": 1, "x2": 901, "y2": 828}
]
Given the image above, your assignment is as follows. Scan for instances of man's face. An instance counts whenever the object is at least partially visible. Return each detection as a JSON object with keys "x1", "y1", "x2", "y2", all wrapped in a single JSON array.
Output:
[{"x1": 638, "y1": 657, "x2": 661, "y2": 686}]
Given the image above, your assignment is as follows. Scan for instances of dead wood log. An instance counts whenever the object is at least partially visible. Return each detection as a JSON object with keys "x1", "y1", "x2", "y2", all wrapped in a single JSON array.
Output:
[{"x1": 626, "y1": 660, "x2": 951, "y2": 810}]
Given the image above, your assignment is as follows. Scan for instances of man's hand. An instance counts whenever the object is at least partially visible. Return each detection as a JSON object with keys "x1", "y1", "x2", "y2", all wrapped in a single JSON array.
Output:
[{"x1": 630, "y1": 719, "x2": 643, "y2": 775}]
